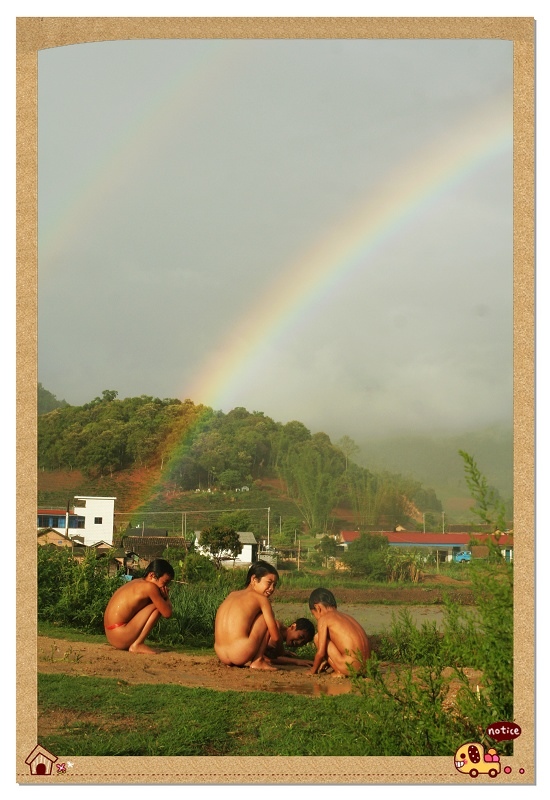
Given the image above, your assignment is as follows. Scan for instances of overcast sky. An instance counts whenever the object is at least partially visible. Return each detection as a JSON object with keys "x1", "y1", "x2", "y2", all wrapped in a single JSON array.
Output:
[{"x1": 38, "y1": 37, "x2": 513, "y2": 442}]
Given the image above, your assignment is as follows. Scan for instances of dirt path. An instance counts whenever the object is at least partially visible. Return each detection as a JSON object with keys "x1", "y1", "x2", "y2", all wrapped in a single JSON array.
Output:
[
  {"x1": 38, "y1": 635, "x2": 481, "y2": 701},
  {"x1": 38, "y1": 636, "x2": 357, "y2": 696}
]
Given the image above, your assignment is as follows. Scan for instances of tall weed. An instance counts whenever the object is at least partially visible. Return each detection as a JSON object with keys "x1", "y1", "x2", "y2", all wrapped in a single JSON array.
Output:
[
  {"x1": 354, "y1": 558, "x2": 514, "y2": 754},
  {"x1": 38, "y1": 547, "x2": 123, "y2": 632}
]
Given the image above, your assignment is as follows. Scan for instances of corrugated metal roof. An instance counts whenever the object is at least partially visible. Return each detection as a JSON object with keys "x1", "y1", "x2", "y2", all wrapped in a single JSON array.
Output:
[
  {"x1": 122, "y1": 536, "x2": 188, "y2": 548},
  {"x1": 237, "y1": 531, "x2": 258, "y2": 545},
  {"x1": 194, "y1": 531, "x2": 257, "y2": 545}
]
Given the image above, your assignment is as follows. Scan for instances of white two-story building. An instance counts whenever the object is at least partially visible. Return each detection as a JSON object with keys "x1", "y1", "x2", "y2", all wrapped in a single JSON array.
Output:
[{"x1": 37, "y1": 496, "x2": 116, "y2": 547}]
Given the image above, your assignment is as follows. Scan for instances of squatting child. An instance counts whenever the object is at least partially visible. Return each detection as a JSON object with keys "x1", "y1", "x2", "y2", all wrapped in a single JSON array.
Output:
[
  {"x1": 214, "y1": 560, "x2": 281, "y2": 671},
  {"x1": 103, "y1": 558, "x2": 174, "y2": 654},
  {"x1": 308, "y1": 587, "x2": 370, "y2": 677}
]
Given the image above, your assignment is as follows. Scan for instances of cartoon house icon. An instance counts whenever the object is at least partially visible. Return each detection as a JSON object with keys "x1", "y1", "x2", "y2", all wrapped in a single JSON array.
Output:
[{"x1": 25, "y1": 745, "x2": 58, "y2": 775}]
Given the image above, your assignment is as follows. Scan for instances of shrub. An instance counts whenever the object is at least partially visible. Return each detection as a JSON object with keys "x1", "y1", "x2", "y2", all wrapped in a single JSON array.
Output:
[
  {"x1": 341, "y1": 533, "x2": 389, "y2": 579},
  {"x1": 354, "y1": 558, "x2": 514, "y2": 755},
  {"x1": 181, "y1": 552, "x2": 217, "y2": 583},
  {"x1": 38, "y1": 547, "x2": 123, "y2": 633}
]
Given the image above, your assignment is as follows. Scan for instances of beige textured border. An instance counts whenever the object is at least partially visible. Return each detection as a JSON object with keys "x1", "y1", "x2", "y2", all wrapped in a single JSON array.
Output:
[{"x1": 16, "y1": 16, "x2": 535, "y2": 785}]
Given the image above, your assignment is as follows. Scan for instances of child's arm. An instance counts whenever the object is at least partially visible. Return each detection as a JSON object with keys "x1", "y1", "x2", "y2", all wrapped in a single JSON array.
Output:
[
  {"x1": 267, "y1": 621, "x2": 285, "y2": 656},
  {"x1": 309, "y1": 618, "x2": 329, "y2": 674},
  {"x1": 147, "y1": 584, "x2": 173, "y2": 618},
  {"x1": 259, "y1": 596, "x2": 282, "y2": 647}
]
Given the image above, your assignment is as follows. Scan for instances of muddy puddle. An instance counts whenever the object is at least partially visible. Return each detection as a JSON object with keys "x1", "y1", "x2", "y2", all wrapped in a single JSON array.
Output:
[{"x1": 268, "y1": 680, "x2": 357, "y2": 696}]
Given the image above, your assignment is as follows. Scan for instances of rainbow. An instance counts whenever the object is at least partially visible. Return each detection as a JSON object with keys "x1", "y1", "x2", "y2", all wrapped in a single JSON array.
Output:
[{"x1": 185, "y1": 96, "x2": 512, "y2": 411}]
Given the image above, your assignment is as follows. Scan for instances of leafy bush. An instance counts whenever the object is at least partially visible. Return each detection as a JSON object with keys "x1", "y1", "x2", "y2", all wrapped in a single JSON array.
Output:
[
  {"x1": 378, "y1": 609, "x2": 442, "y2": 666},
  {"x1": 181, "y1": 552, "x2": 217, "y2": 583},
  {"x1": 341, "y1": 533, "x2": 390, "y2": 580},
  {"x1": 358, "y1": 558, "x2": 514, "y2": 755},
  {"x1": 351, "y1": 658, "x2": 483, "y2": 755},
  {"x1": 38, "y1": 547, "x2": 123, "y2": 632}
]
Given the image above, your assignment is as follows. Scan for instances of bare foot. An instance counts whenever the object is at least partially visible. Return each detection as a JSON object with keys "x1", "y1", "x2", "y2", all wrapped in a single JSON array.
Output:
[
  {"x1": 129, "y1": 642, "x2": 158, "y2": 654},
  {"x1": 250, "y1": 656, "x2": 278, "y2": 671},
  {"x1": 330, "y1": 671, "x2": 348, "y2": 679}
]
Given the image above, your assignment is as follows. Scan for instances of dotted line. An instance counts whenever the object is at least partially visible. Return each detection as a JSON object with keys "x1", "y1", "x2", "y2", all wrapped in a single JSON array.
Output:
[{"x1": 18, "y1": 772, "x2": 458, "y2": 779}]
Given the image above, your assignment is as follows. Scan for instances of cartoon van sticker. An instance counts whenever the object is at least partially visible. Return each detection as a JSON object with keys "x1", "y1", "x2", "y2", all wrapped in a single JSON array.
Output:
[{"x1": 454, "y1": 741, "x2": 502, "y2": 778}]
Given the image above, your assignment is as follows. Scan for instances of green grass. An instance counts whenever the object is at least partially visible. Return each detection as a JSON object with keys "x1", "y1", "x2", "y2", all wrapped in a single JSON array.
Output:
[{"x1": 38, "y1": 671, "x2": 482, "y2": 757}]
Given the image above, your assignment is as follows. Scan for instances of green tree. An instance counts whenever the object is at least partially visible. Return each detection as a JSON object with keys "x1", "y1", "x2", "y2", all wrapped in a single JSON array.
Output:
[
  {"x1": 274, "y1": 516, "x2": 303, "y2": 546},
  {"x1": 278, "y1": 433, "x2": 344, "y2": 533},
  {"x1": 37, "y1": 383, "x2": 69, "y2": 415},
  {"x1": 459, "y1": 450, "x2": 507, "y2": 531},
  {"x1": 337, "y1": 435, "x2": 359, "y2": 470},
  {"x1": 181, "y1": 551, "x2": 217, "y2": 583},
  {"x1": 217, "y1": 469, "x2": 244, "y2": 490},
  {"x1": 161, "y1": 545, "x2": 188, "y2": 581},
  {"x1": 218, "y1": 511, "x2": 252, "y2": 532},
  {"x1": 198, "y1": 525, "x2": 242, "y2": 569},
  {"x1": 342, "y1": 532, "x2": 389, "y2": 579},
  {"x1": 317, "y1": 535, "x2": 339, "y2": 567}
]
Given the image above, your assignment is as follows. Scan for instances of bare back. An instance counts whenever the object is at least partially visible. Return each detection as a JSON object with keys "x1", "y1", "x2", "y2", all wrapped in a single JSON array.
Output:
[
  {"x1": 104, "y1": 578, "x2": 170, "y2": 627},
  {"x1": 325, "y1": 610, "x2": 370, "y2": 662},
  {"x1": 215, "y1": 588, "x2": 269, "y2": 644}
]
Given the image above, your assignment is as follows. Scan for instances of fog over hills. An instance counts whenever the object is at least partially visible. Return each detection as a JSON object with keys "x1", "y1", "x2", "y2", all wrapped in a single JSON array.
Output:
[{"x1": 356, "y1": 423, "x2": 513, "y2": 509}]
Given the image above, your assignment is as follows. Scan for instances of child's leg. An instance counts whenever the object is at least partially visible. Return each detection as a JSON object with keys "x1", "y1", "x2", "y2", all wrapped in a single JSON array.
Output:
[
  {"x1": 249, "y1": 622, "x2": 277, "y2": 671},
  {"x1": 128, "y1": 608, "x2": 162, "y2": 654},
  {"x1": 326, "y1": 642, "x2": 361, "y2": 677},
  {"x1": 216, "y1": 614, "x2": 278, "y2": 670},
  {"x1": 105, "y1": 604, "x2": 161, "y2": 654}
]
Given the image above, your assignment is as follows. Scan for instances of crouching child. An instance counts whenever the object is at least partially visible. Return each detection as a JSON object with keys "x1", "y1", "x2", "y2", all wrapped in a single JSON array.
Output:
[
  {"x1": 308, "y1": 587, "x2": 370, "y2": 677},
  {"x1": 103, "y1": 558, "x2": 174, "y2": 654}
]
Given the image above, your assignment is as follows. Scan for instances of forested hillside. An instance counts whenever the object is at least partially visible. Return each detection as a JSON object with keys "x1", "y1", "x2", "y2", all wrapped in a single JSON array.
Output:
[
  {"x1": 37, "y1": 388, "x2": 448, "y2": 533},
  {"x1": 38, "y1": 382, "x2": 68, "y2": 414}
]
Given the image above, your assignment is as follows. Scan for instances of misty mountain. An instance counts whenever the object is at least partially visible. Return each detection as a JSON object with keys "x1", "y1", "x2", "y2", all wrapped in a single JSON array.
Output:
[{"x1": 356, "y1": 424, "x2": 513, "y2": 506}]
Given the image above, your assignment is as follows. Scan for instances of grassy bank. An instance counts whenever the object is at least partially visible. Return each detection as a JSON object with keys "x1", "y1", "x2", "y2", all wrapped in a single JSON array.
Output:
[{"x1": 38, "y1": 671, "x2": 486, "y2": 757}]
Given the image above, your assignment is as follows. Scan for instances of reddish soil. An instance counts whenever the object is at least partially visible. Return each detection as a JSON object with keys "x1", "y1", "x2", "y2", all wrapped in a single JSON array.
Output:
[
  {"x1": 38, "y1": 466, "x2": 163, "y2": 513},
  {"x1": 38, "y1": 469, "x2": 86, "y2": 492},
  {"x1": 276, "y1": 574, "x2": 475, "y2": 606},
  {"x1": 38, "y1": 636, "x2": 481, "y2": 704}
]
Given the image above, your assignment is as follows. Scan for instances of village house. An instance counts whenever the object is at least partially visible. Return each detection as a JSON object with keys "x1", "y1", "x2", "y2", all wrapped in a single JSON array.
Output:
[
  {"x1": 37, "y1": 496, "x2": 116, "y2": 547},
  {"x1": 194, "y1": 530, "x2": 258, "y2": 567},
  {"x1": 37, "y1": 527, "x2": 74, "y2": 549}
]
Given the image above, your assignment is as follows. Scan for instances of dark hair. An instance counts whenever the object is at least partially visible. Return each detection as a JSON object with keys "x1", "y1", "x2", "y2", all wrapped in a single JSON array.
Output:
[
  {"x1": 294, "y1": 617, "x2": 315, "y2": 641},
  {"x1": 144, "y1": 559, "x2": 175, "y2": 580},
  {"x1": 308, "y1": 587, "x2": 337, "y2": 609},
  {"x1": 245, "y1": 559, "x2": 279, "y2": 587}
]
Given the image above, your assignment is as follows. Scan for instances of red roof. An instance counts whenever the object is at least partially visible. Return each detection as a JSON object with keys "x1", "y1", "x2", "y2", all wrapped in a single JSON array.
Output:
[
  {"x1": 37, "y1": 508, "x2": 83, "y2": 515},
  {"x1": 339, "y1": 530, "x2": 513, "y2": 547}
]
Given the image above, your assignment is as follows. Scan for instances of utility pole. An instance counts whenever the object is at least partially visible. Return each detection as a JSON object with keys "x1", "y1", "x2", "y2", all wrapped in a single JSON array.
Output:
[
  {"x1": 442, "y1": 511, "x2": 445, "y2": 533},
  {"x1": 267, "y1": 507, "x2": 270, "y2": 548},
  {"x1": 423, "y1": 513, "x2": 426, "y2": 534}
]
